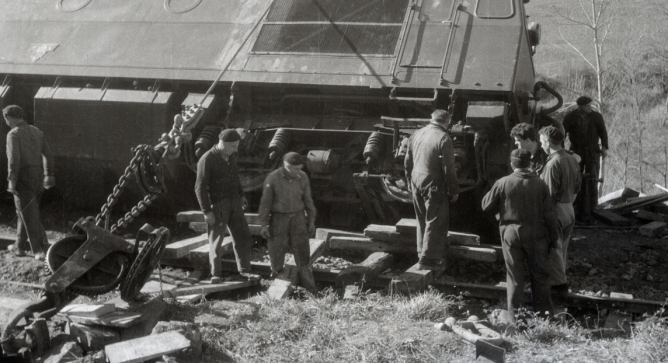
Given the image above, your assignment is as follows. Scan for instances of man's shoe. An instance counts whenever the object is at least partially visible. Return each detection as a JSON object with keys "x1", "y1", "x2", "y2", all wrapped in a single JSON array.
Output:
[
  {"x1": 7, "y1": 245, "x2": 26, "y2": 257},
  {"x1": 210, "y1": 276, "x2": 222, "y2": 284},
  {"x1": 416, "y1": 259, "x2": 446, "y2": 272},
  {"x1": 34, "y1": 252, "x2": 45, "y2": 261},
  {"x1": 241, "y1": 273, "x2": 261, "y2": 281}
]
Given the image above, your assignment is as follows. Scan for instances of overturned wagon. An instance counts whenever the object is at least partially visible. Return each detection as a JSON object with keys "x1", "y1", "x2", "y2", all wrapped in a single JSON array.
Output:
[{"x1": 0, "y1": 0, "x2": 560, "y2": 229}]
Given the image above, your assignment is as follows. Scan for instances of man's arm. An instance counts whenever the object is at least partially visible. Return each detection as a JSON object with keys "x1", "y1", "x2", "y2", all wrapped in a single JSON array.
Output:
[
  {"x1": 595, "y1": 113, "x2": 609, "y2": 152},
  {"x1": 441, "y1": 136, "x2": 460, "y2": 198},
  {"x1": 41, "y1": 133, "x2": 55, "y2": 188},
  {"x1": 403, "y1": 136, "x2": 413, "y2": 187},
  {"x1": 542, "y1": 184, "x2": 559, "y2": 249},
  {"x1": 541, "y1": 163, "x2": 561, "y2": 201},
  {"x1": 194, "y1": 157, "x2": 212, "y2": 213},
  {"x1": 6, "y1": 133, "x2": 20, "y2": 192},
  {"x1": 481, "y1": 180, "x2": 501, "y2": 215},
  {"x1": 258, "y1": 175, "x2": 274, "y2": 227},
  {"x1": 301, "y1": 175, "x2": 317, "y2": 225}
]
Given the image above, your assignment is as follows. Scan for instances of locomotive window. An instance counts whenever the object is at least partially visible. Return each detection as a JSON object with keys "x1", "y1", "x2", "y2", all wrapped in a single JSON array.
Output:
[
  {"x1": 252, "y1": 0, "x2": 410, "y2": 56},
  {"x1": 420, "y1": 0, "x2": 456, "y2": 22},
  {"x1": 475, "y1": 0, "x2": 514, "y2": 19}
]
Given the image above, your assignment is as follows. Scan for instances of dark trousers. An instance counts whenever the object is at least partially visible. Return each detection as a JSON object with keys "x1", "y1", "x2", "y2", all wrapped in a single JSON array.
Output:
[
  {"x1": 575, "y1": 157, "x2": 600, "y2": 218},
  {"x1": 268, "y1": 211, "x2": 317, "y2": 292},
  {"x1": 412, "y1": 185, "x2": 449, "y2": 263},
  {"x1": 207, "y1": 198, "x2": 252, "y2": 277},
  {"x1": 500, "y1": 225, "x2": 553, "y2": 321},
  {"x1": 13, "y1": 188, "x2": 48, "y2": 254}
]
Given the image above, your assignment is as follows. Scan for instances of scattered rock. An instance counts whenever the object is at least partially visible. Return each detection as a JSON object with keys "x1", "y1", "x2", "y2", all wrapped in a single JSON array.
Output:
[
  {"x1": 487, "y1": 309, "x2": 514, "y2": 332},
  {"x1": 66, "y1": 322, "x2": 120, "y2": 352},
  {"x1": 43, "y1": 341, "x2": 83, "y2": 363},
  {"x1": 588, "y1": 268, "x2": 597, "y2": 276},
  {"x1": 151, "y1": 321, "x2": 202, "y2": 363},
  {"x1": 72, "y1": 350, "x2": 106, "y2": 363}
]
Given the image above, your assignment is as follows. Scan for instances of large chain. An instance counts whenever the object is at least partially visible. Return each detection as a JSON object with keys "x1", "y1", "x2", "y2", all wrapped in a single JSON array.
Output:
[{"x1": 94, "y1": 145, "x2": 162, "y2": 234}]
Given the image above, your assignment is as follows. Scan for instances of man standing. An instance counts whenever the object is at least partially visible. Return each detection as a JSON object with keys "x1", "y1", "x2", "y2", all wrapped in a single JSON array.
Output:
[
  {"x1": 562, "y1": 96, "x2": 609, "y2": 222},
  {"x1": 195, "y1": 129, "x2": 253, "y2": 283},
  {"x1": 539, "y1": 126, "x2": 581, "y2": 295},
  {"x1": 404, "y1": 109, "x2": 460, "y2": 271},
  {"x1": 4, "y1": 105, "x2": 55, "y2": 261},
  {"x1": 510, "y1": 123, "x2": 548, "y2": 175},
  {"x1": 482, "y1": 149, "x2": 558, "y2": 320},
  {"x1": 259, "y1": 152, "x2": 318, "y2": 293}
]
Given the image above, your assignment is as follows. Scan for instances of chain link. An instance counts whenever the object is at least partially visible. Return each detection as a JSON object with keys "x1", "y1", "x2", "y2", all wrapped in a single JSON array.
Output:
[{"x1": 94, "y1": 145, "x2": 162, "y2": 234}]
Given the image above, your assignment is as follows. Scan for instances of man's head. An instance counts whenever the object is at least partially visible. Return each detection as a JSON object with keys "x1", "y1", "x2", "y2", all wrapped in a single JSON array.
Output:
[
  {"x1": 510, "y1": 123, "x2": 538, "y2": 152},
  {"x1": 576, "y1": 96, "x2": 593, "y2": 114},
  {"x1": 510, "y1": 148, "x2": 531, "y2": 170},
  {"x1": 430, "y1": 109, "x2": 450, "y2": 126},
  {"x1": 3, "y1": 105, "x2": 24, "y2": 128},
  {"x1": 217, "y1": 129, "x2": 241, "y2": 156},
  {"x1": 538, "y1": 126, "x2": 564, "y2": 154},
  {"x1": 282, "y1": 151, "x2": 304, "y2": 176}
]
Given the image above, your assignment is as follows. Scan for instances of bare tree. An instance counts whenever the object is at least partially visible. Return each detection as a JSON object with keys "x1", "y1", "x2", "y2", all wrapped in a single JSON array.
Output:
[{"x1": 551, "y1": 0, "x2": 617, "y2": 107}]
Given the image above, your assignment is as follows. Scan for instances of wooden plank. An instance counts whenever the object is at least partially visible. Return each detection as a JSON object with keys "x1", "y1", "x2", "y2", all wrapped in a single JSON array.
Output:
[
  {"x1": 369, "y1": 222, "x2": 480, "y2": 246},
  {"x1": 639, "y1": 221, "x2": 667, "y2": 237},
  {"x1": 336, "y1": 252, "x2": 394, "y2": 287},
  {"x1": 393, "y1": 263, "x2": 438, "y2": 294},
  {"x1": 609, "y1": 193, "x2": 668, "y2": 214},
  {"x1": 139, "y1": 279, "x2": 179, "y2": 295},
  {"x1": 329, "y1": 235, "x2": 497, "y2": 262},
  {"x1": 592, "y1": 209, "x2": 633, "y2": 226},
  {"x1": 267, "y1": 238, "x2": 328, "y2": 299},
  {"x1": 0, "y1": 297, "x2": 32, "y2": 311},
  {"x1": 189, "y1": 221, "x2": 263, "y2": 234},
  {"x1": 167, "y1": 279, "x2": 259, "y2": 297},
  {"x1": 59, "y1": 304, "x2": 115, "y2": 318},
  {"x1": 178, "y1": 211, "x2": 262, "y2": 225},
  {"x1": 105, "y1": 330, "x2": 191, "y2": 363},
  {"x1": 610, "y1": 292, "x2": 634, "y2": 300},
  {"x1": 637, "y1": 209, "x2": 668, "y2": 223},
  {"x1": 189, "y1": 236, "x2": 234, "y2": 266},
  {"x1": 449, "y1": 245, "x2": 497, "y2": 262},
  {"x1": 162, "y1": 234, "x2": 208, "y2": 259},
  {"x1": 57, "y1": 311, "x2": 143, "y2": 328},
  {"x1": 343, "y1": 285, "x2": 360, "y2": 300},
  {"x1": 598, "y1": 188, "x2": 640, "y2": 205}
]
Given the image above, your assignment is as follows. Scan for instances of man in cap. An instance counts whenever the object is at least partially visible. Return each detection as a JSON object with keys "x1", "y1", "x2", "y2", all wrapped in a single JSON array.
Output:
[
  {"x1": 259, "y1": 152, "x2": 318, "y2": 293},
  {"x1": 510, "y1": 123, "x2": 548, "y2": 175},
  {"x1": 404, "y1": 109, "x2": 460, "y2": 271},
  {"x1": 3, "y1": 105, "x2": 55, "y2": 261},
  {"x1": 539, "y1": 126, "x2": 581, "y2": 297},
  {"x1": 195, "y1": 128, "x2": 254, "y2": 283},
  {"x1": 562, "y1": 96, "x2": 609, "y2": 222},
  {"x1": 482, "y1": 149, "x2": 558, "y2": 321}
]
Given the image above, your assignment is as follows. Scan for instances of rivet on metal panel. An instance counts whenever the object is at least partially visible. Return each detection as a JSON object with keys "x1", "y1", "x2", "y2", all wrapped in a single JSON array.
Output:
[
  {"x1": 475, "y1": 82, "x2": 481, "y2": 86},
  {"x1": 496, "y1": 83, "x2": 503, "y2": 86}
]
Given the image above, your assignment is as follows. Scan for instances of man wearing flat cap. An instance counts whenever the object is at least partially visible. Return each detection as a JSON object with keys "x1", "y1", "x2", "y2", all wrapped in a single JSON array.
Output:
[
  {"x1": 259, "y1": 151, "x2": 318, "y2": 293},
  {"x1": 404, "y1": 109, "x2": 460, "y2": 271},
  {"x1": 3, "y1": 105, "x2": 55, "y2": 261},
  {"x1": 562, "y1": 96, "x2": 609, "y2": 222},
  {"x1": 539, "y1": 126, "x2": 581, "y2": 297},
  {"x1": 195, "y1": 128, "x2": 254, "y2": 283},
  {"x1": 482, "y1": 149, "x2": 558, "y2": 321}
]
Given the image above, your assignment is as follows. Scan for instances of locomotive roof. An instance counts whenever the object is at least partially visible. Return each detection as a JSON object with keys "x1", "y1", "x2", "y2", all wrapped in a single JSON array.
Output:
[{"x1": 0, "y1": 0, "x2": 534, "y2": 92}]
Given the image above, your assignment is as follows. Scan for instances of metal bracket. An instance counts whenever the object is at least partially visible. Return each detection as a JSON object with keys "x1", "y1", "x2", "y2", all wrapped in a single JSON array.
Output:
[{"x1": 44, "y1": 218, "x2": 134, "y2": 294}]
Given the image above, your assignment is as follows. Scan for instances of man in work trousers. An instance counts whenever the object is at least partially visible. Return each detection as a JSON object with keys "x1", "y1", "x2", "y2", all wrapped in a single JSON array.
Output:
[
  {"x1": 404, "y1": 109, "x2": 460, "y2": 271},
  {"x1": 539, "y1": 126, "x2": 581, "y2": 297},
  {"x1": 562, "y1": 96, "x2": 609, "y2": 223},
  {"x1": 3, "y1": 105, "x2": 55, "y2": 261},
  {"x1": 195, "y1": 129, "x2": 254, "y2": 283},
  {"x1": 259, "y1": 152, "x2": 318, "y2": 293},
  {"x1": 510, "y1": 123, "x2": 548, "y2": 175},
  {"x1": 482, "y1": 149, "x2": 558, "y2": 321}
]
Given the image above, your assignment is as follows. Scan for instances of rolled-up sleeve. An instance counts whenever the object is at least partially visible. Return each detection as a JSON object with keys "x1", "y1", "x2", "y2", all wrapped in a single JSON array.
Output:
[{"x1": 41, "y1": 134, "x2": 55, "y2": 176}]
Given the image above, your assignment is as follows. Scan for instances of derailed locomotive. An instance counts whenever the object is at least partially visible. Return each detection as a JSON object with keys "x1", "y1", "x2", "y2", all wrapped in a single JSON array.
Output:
[{"x1": 0, "y1": 0, "x2": 560, "y2": 231}]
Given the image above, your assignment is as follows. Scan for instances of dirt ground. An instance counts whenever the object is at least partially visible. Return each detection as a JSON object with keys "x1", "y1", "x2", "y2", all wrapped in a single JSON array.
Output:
[{"x1": 1, "y1": 197, "x2": 667, "y2": 304}]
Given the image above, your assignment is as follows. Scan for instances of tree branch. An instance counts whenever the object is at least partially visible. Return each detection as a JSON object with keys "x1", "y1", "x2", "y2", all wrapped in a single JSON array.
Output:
[{"x1": 558, "y1": 27, "x2": 596, "y2": 70}]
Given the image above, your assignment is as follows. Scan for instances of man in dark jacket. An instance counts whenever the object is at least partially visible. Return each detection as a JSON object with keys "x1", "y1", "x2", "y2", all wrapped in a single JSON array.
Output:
[
  {"x1": 563, "y1": 96, "x2": 608, "y2": 221},
  {"x1": 404, "y1": 109, "x2": 460, "y2": 271},
  {"x1": 482, "y1": 149, "x2": 558, "y2": 321},
  {"x1": 259, "y1": 152, "x2": 318, "y2": 293},
  {"x1": 195, "y1": 129, "x2": 254, "y2": 283},
  {"x1": 3, "y1": 105, "x2": 55, "y2": 261}
]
